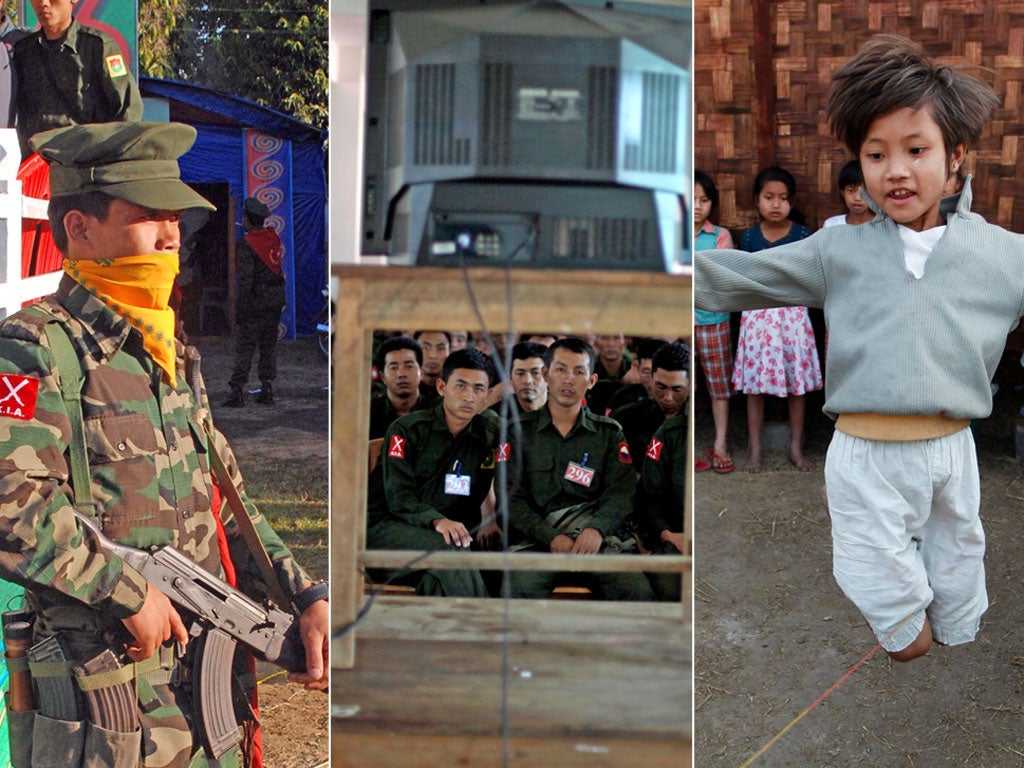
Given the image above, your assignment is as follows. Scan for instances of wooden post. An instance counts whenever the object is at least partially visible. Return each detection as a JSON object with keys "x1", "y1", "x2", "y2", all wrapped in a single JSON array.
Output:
[
  {"x1": 753, "y1": 0, "x2": 776, "y2": 171},
  {"x1": 331, "y1": 276, "x2": 371, "y2": 669}
]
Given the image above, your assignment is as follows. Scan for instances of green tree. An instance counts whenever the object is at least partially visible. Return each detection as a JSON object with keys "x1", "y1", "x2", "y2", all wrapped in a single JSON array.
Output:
[
  {"x1": 169, "y1": 1, "x2": 328, "y2": 130},
  {"x1": 138, "y1": 0, "x2": 189, "y2": 78}
]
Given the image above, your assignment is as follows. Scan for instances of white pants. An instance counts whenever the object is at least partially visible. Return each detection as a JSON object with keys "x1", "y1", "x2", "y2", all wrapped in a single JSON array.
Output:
[{"x1": 825, "y1": 428, "x2": 986, "y2": 652}]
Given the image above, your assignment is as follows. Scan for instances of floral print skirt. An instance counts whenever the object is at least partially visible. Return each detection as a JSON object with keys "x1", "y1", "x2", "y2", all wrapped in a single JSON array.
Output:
[{"x1": 732, "y1": 307, "x2": 823, "y2": 396}]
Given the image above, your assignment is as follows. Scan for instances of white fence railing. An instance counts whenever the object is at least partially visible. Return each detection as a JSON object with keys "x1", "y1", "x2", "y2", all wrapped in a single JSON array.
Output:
[{"x1": 0, "y1": 128, "x2": 61, "y2": 320}]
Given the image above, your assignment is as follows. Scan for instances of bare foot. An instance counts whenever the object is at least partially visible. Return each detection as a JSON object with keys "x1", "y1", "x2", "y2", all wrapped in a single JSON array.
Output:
[
  {"x1": 789, "y1": 447, "x2": 812, "y2": 472},
  {"x1": 743, "y1": 449, "x2": 763, "y2": 473}
]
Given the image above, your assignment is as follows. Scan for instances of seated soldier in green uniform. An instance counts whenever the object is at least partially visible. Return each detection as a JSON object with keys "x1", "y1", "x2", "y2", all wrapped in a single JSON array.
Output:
[
  {"x1": 369, "y1": 336, "x2": 433, "y2": 439},
  {"x1": 366, "y1": 348, "x2": 502, "y2": 596},
  {"x1": 635, "y1": 341, "x2": 690, "y2": 601},
  {"x1": 413, "y1": 329, "x2": 450, "y2": 405},
  {"x1": 506, "y1": 337, "x2": 654, "y2": 600},
  {"x1": 610, "y1": 338, "x2": 678, "y2": 461},
  {"x1": 0, "y1": 122, "x2": 328, "y2": 768}
]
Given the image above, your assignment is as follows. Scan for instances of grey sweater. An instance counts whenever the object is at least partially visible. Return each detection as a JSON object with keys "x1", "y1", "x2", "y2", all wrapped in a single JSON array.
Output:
[{"x1": 695, "y1": 179, "x2": 1024, "y2": 420}]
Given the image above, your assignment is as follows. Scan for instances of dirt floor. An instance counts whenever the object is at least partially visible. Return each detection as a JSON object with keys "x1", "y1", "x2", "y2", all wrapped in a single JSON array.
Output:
[
  {"x1": 196, "y1": 333, "x2": 329, "y2": 768},
  {"x1": 693, "y1": 355, "x2": 1024, "y2": 768}
]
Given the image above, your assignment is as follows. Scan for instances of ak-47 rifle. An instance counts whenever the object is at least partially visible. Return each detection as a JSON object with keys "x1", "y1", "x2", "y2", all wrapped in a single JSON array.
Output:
[{"x1": 75, "y1": 511, "x2": 306, "y2": 759}]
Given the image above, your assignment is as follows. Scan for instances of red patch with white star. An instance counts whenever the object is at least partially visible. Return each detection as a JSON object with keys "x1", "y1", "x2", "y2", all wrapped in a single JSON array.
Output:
[
  {"x1": 646, "y1": 438, "x2": 663, "y2": 462},
  {"x1": 0, "y1": 374, "x2": 39, "y2": 421},
  {"x1": 388, "y1": 435, "x2": 406, "y2": 459},
  {"x1": 618, "y1": 442, "x2": 632, "y2": 464}
]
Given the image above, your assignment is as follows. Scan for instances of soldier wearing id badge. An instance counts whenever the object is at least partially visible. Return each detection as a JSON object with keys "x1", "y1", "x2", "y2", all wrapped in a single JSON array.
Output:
[
  {"x1": 506, "y1": 337, "x2": 655, "y2": 601},
  {"x1": 366, "y1": 348, "x2": 503, "y2": 596}
]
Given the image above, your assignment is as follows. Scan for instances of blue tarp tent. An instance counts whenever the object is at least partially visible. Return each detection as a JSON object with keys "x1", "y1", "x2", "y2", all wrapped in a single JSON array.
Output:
[{"x1": 139, "y1": 77, "x2": 327, "y2": 338}]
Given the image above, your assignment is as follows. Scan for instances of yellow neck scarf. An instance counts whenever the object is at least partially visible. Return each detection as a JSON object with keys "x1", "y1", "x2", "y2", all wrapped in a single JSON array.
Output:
[{"x1": 64, "y1": 254, "x2": 180, "y2": 385}]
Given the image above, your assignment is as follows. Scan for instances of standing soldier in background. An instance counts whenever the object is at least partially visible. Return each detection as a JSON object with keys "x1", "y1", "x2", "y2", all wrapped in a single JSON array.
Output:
[
  {"x1": 0, "y1": 121, "x2": 327, "y2": 767},
  {"x1": 224, "y1": 197, "x2": 287, "y2": 407},
  {"x1": 13, "y1": 0, "x2": 142, "y2": 156}
]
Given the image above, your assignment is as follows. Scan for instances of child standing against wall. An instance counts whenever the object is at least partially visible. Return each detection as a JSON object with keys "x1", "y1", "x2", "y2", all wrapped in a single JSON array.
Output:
[
  {"x1": 731, "y1": 165, "x2": 823, "y2": 473},
  {"x1": 696, "y1": 35, "x2": 1011, "y2": 661},
  {"x1": 823, "y1": 160, "x2": 872, "y2": 227},
  {"x1": 693, "y1": 169, "x2": 736, "y2": 474}
]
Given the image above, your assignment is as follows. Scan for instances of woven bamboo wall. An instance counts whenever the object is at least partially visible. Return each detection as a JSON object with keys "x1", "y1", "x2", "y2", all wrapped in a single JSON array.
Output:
[{"x1": 695, "y1": 1, "x2": 1024, "y2": 234}]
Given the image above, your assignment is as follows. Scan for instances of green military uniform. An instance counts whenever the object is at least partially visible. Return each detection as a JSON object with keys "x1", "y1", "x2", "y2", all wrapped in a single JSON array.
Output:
[
  {"x1": 610, "y1": 398, "x2": 664, "y2": 470},
  {"x1": 0, "y1": 122, "x2": 321, "y2": 768},
  {"x1": 636, "y1": 414, "x2": 685, "y2": 601},
  {"x1": 227, "y1": 201, "x2": 286, "y2": 404},
  {"x1": 13, "y1": 19, "x2": 143, "y2": 156},
  {"x1": 588, "y1": 355, "x2": 633, "y2": 416},
  {"x1": 507, "y1": 407, "x2": 654, "y2": 600},
  {"x1": 368, "y1": 392, "x2": 431, "y2": 440},
  {"x1": 366, "y1": 403, "x2": 501, "y2": 596}
]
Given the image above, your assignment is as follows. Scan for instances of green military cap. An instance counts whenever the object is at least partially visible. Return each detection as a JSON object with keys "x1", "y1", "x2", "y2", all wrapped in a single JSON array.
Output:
[{"x1": 29, "y1": 121, "x2": 215, "y2": 211}]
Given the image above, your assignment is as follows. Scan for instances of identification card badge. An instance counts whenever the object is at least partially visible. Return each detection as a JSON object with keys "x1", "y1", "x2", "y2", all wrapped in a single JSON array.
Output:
[
  {"x1": 564, "y1": 461, "x2": 595, "y2": 487},
  {"x1": 445, "y1": 473, "x2": 471, "y2": 496}
]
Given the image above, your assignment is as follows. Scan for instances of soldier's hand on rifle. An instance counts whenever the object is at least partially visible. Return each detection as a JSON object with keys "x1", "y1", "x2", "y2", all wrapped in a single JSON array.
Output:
[
  {"x1": 121, "y1": 583, "x2": 189, "y2": 662},
  {"x1": 287, "y1": 598, "x2": 329, "y2": 691}
]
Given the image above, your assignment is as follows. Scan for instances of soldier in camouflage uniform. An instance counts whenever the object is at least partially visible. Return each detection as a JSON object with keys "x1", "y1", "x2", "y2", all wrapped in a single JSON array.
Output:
[
  {"x1": 0, "y1": 122, "x2": 328, "y2": 768},
  {"x1": 13, "y1": 0, "x2": 143, "y2": 157}
]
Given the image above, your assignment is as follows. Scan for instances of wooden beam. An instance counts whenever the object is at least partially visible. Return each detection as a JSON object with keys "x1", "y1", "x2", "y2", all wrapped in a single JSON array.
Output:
[
  {"x1": 329, "y1": 264, "x2": 692, "y2": 337},
  {"x1": 346, "y1": 595, "x2": 687, "y2": 644},
  {"x1": 359, "y1": 549, "x2": 691, "y2": 573},
  {"x1": 332, "y1": 732, "x2": 691, "y2": 768}
]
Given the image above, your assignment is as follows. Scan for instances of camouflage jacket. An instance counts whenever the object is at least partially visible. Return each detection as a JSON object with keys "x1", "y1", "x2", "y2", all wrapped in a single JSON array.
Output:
[{"x1": 0, "y1": 276, "x2": 310, "y2": 640}]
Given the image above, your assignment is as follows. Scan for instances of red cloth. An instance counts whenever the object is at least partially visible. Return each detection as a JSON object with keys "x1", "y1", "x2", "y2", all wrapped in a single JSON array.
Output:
[
  {"x1": 243, "y1": 229, "x2": 284, "y2": 276},
  {"x1": 211, "y1": 481, "x2": 262, "y2": 768}
]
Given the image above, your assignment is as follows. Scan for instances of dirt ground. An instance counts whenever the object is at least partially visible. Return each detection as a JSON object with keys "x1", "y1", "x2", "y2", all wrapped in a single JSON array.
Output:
[
  {"x1": 196, "y1": 333, "x2": 329, "y2": 768},
  {"x1": 693, "y1": 354, "x2": 1024, "y2": 768}
]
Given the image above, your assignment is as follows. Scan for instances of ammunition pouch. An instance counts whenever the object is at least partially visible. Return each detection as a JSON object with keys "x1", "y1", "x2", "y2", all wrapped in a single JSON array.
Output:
[{"x1": 9, "y1": 641, "x2": 182, "y2": 768}]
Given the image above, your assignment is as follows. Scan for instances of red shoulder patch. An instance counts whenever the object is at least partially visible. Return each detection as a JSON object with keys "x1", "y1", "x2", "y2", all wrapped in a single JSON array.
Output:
[
  {"x1": 646, "y1": 438, "x2": 663, "y2": 462},
  {"x1": 0, "y1": 373, "x2": 39, "y2": 421},
  {"x1": 388, "y1": 435, "x2": 406, "y2": 459},
  {"x1": 496, "y1": 442, "x2": 510, "y2": 463},
  {"x1": 618, "y1": 442, "x2": 632, "y2": 464}
]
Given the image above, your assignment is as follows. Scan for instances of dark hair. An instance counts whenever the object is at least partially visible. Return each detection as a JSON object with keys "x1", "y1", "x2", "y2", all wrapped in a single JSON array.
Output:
[
  {"x1": 694, "y1": 169, "x2": 720, "y2": 211},
  {"x1": 651, "y1": 341, "x2": 690, "y2": 375},
  {"x1": 828, "y1": 34, "x2": 1000, "y2": 156},
  {"x1": 510, "y1": 341, "x2": 548, "y2": 370},
  {"x1": 413, "y1": 330, "x2": 452, "y2": 345},
  {"x1": 442, "y1": 348, "x2": 497, "y2": 387},
  {"x1": 49, "y1": 191, "x2": 115, "y2": 253},
  {"x1": 377, "y1": 336, "x2": 423, "y2": 371},
  {"x1": 837, "y1": 160, "x2": 863, "y2": 190},
  {"x1": 753, "y1": 165, "x2": 797, "y2": 200},
  {"x1": 545, "y1": 336, "x2": 597, "y2": 376},
  {"x1": 635, "y1": 337, "x2": 667, "y2": 363}
]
